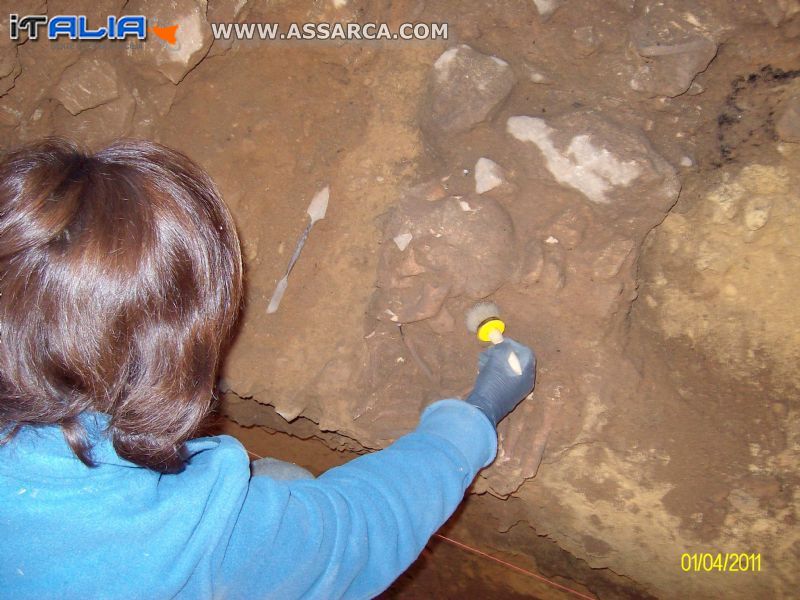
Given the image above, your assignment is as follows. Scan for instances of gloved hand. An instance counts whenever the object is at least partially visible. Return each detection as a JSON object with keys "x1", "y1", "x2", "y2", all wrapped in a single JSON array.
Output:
[{"x1": 465, "y1": 338, "x2": 536, "y2": 427}]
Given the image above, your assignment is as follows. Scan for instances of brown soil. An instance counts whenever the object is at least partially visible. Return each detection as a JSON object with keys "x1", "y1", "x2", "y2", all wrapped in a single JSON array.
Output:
[{"x1": 2, "y1": 0, "x2": 799, "y2": 597}]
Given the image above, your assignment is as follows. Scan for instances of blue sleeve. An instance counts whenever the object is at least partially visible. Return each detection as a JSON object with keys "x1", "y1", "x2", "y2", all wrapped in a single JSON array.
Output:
[{"x1": 216, "y1": 399, "x2": 497, "y2": 599}]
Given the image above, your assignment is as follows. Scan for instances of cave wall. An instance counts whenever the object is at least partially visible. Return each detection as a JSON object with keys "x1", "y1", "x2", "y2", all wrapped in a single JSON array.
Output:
[{"x1": 1, "y1": 1, "x2": 799, "y2": 597}]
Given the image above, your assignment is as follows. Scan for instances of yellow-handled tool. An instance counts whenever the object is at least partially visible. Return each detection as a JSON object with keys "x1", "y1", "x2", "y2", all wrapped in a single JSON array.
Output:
[
  {"x1": 466, "y1": 301, "x2": 506, "y2": 343},
  {"x1": 465, "y1": 302, "x2": 521, "y2": 374}
]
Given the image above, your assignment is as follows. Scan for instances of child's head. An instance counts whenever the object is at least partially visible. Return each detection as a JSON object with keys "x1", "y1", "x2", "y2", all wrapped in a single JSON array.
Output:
[{"x1": 0, "y1": 138, "x2": 243, "y2": 472}]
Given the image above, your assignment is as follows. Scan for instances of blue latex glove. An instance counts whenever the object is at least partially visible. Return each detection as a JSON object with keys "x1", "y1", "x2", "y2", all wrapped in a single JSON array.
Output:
[{"x1": 465, "y1": 338, "x2": 536, "y2": 427}]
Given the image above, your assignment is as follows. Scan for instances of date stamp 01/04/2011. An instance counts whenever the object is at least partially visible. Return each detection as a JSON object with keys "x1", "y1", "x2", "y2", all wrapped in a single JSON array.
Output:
[{"x1": 681, "y1": 553, "x2": 762, "y2": 573}]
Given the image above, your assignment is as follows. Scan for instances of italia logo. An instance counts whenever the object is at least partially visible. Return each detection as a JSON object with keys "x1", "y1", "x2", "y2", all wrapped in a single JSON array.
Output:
[{"x1": 9, "y1": 14, "x2": 148, "y2": 41}]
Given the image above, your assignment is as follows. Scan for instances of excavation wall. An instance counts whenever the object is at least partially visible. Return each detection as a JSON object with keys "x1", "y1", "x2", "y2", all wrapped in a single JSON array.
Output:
[{"x1": 2, "y1": 1, "x2": 798, "y2": 597}]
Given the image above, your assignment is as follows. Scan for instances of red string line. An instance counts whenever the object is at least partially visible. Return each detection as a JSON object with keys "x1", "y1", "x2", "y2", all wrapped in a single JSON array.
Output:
[
  {"x1": 247, "y1": 449, "x2": 596, "y2": 599},
  {"x1": 433, "y1": 533, "x2": 597, "y2": 600}
]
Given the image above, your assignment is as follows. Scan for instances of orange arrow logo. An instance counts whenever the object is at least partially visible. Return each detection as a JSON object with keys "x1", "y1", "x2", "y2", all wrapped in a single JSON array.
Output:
[{"x1": 151, "y1": 24, "x2": 178, "y2": 45}]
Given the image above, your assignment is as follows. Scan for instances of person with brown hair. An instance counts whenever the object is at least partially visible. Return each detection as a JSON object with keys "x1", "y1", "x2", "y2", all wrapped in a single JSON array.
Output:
[{"x1": 0, "y1": 138, "x2": 535, "y2": 599}]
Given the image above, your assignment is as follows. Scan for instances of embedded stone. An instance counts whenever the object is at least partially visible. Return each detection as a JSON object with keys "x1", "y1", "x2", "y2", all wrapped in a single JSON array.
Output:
[
  {"x1": 776, "y1": 94, "x2": 800, "y2": 143},
  {"x1": 628, "y1": 4, "x2": 718, "y2": 97},
  {"x1": 54, "y1": 58, "x2": 119, "y2": 115},
  {"x1": 125, "y1": 0, "x2": 213, "y2": 84},
  {"x1": 506, "y1": 111, "x2": 680, "y2": 213},
  {"x1": 532, "y1": 0, "x2": 563, "y2": 20},
  {"x1": 474, "y1": 157, "x2": 506, "y2": 194},
  {"x1": 423, "y1": 45, "x2": 516, "y2": 135}
]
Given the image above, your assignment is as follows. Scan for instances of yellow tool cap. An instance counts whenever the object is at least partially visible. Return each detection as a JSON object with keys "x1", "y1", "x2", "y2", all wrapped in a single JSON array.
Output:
[{"x1": 477, "y1": 318, "x2": 505, "y2": 342}]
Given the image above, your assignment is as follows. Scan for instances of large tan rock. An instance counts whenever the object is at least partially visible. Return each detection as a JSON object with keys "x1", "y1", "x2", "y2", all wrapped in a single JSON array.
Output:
[
  {"x1": 54, "y1": 90, "x2": 135, "y2": 148},
  {"x1": 0, "y1": 2, "x2": 45, "y2": 96},
  {"x1": 126, "y1": 0, "x2": 212, "y2": 84},
  {"x1": 54, "y1": 58, "x2": 119, "y2": 115}
]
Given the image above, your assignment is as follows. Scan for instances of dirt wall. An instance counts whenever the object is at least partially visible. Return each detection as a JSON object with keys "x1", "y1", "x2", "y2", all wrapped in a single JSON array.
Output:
[{"x1": 2, "y1": 1, "x2": 799, "y2": 597}]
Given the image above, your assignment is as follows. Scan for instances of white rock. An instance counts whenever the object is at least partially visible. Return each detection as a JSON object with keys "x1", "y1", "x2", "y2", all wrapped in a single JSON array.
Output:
[
  {"x1": 507, "y1": 116, "x2": 641, "y2": 204},
  {"x1": 743, "y1": 199, "x2": 771, "y2": 231},
  {"x1": 475, "y1": 157, "x2": 506, "y2": 194},
  {"x1": 393, "y1": 233, "x2": 413, "y2": 251},
  {"x1": 529, "y1": 71, "x2": 546, "y2": 83},
  {"x1": 532, "y1": 0, "x2": 562, "y2": 18}
]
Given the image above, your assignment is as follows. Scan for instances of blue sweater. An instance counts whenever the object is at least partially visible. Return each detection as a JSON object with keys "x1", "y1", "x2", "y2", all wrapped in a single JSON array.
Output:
[{"x1": 0, "y1": 400, "x2": 496, "y2": 599}]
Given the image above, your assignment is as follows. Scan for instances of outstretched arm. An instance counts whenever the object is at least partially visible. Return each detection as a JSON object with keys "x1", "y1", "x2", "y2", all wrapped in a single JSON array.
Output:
[{"x1": 216, "y1": 338, "x2": 535, "y2": 600}]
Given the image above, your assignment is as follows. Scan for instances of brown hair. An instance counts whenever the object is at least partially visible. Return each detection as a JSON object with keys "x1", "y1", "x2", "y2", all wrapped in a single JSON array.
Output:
[{"x1": 0, "y1": 138, "x2": 243, "y2": 472}]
